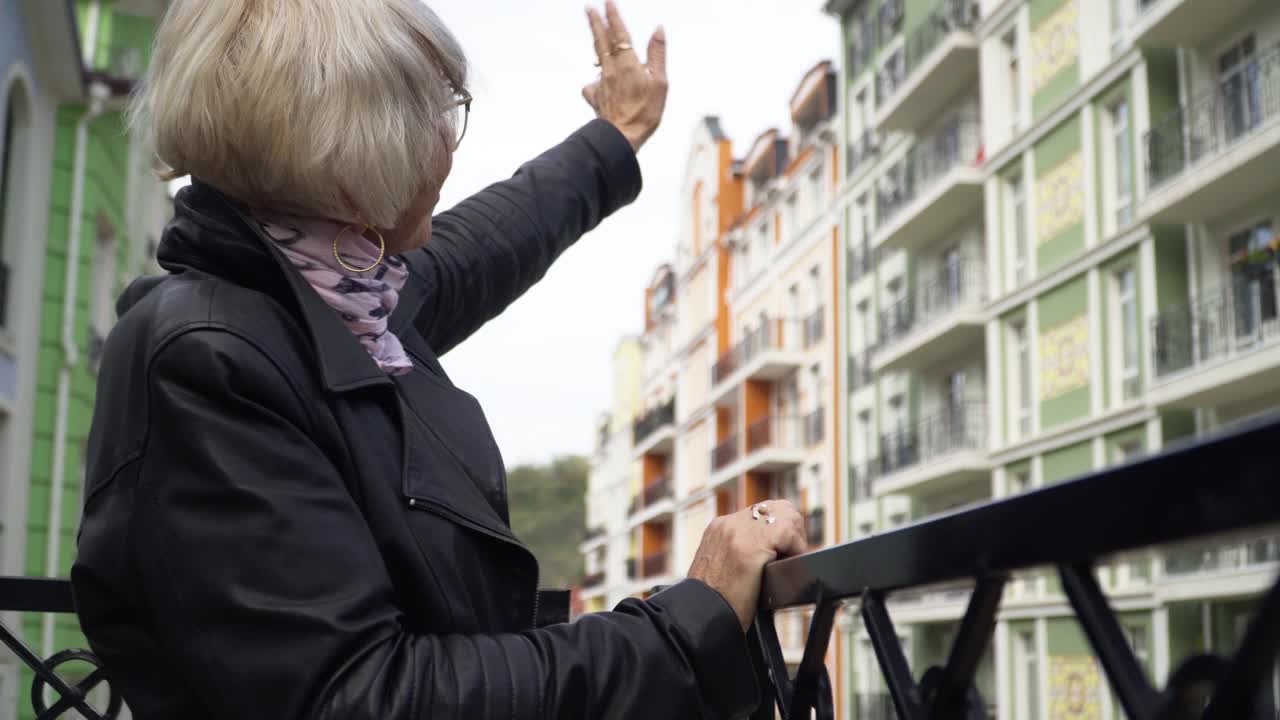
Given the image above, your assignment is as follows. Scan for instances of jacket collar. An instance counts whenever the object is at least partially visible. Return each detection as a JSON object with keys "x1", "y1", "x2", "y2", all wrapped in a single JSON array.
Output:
[{"x1": 158, "y1": 180, "x2": 395, "y2": 394}]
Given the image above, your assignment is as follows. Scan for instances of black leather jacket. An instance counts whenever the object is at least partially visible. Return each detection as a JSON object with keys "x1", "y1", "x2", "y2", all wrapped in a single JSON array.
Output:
[{"x1": 71, "y1": 120, "x2": 758, "y2": 719}]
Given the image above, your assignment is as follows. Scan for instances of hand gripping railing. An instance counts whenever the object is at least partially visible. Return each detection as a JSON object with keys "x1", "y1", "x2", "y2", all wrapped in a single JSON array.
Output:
[
  {"x1": 748, "y1": 412, "x2": 1280, "y2": 720},
  {"x1": 0, "y1": 577, "x2": 121, "y2": 719}
]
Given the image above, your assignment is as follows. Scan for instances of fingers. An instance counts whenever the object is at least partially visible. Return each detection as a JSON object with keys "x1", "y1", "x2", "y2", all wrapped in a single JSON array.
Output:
[
  {"x1": 759, "y1": 500, "x2": 808, "y2": 558},
  {"x1": 586, "y1": 7, "x2": 612, "y2": 68},
  {"x1": 646, "y1": 25, "x2": 668, "y2": 87},
  {"x1": 604, "y1": 0, "x2": 639, "y2": 66},
  {"x1": 581, "y1": 81, "x2": 601, "y2": 111}
]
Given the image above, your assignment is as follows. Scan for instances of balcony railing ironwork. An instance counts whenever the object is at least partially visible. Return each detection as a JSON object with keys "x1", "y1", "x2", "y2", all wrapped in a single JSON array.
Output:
[
  {"x1": 625, "y1": 557, "x2": 637, "y2": 579},
  {"x1": 1163, "y1": 534, "x2": 1280, "y2": 577},
  {"x1": 849, "y1": 462, "x2": 880, "y2": 503},
  {"x1": 804, "y1": 408, "x2": 826, "y2": 447},
  {"x1": 641, "y1": 475, "x2": 673, "y2": 508},
  {"x1": 878, "y1": 258, "x2": 984, "y2": 351},
  {"x1": 641, "y1": 550, "x2": 670, "y2": 578},
  {"x1": 1146, "y1": 42, "x2": 1280, "y2": 190},
  {"x1": 876, "y1": 117, "x2": 981, "y2": 231},
  {"x1": 876, "y1": 0, "x2": 979, "y2": 109},
  {"x1": 848, "y1": 349, "x2": 874, "y2": 390},
  {"x1": 632, "y1": 398, "x2": 676, "y2": 447},
  {"x1": 746, "y1": 413, "x2": 1280, "y2": 720},
  {"x1": 0, "y1": 578, "x2": 122, "y2": 719},
  {"x1": 582, "y1": 570, "x2": 606, "y2": 588},
  {"x1": 848, "y1": 241, "x2": 875, "y2": 283},
  {"x1": 746, "y1": 416, "x2": 774, "y2": 453},
  {"x1": 1152, "y1": 267, "x2": 1280, "y2": 377},
  {"x1": 712, "y1": 317, "x2": 791, "y2": 386},
  {"x1": 806, "y1": 508, "x2": 826, "y2": 547},
  {"x1": 802, "y1": 307, "x2": 826, "y2": 349},
  {"x1": 712, "y1": 434, "x2": 740, "y2": 471},
  {"x1": 847, "y1": 130, "x2": 881, "y2": 179},
  {"x1": 583, "y1": 525, "x2": 606, "y2": 543},
  {"x1": 879, "y1": 401, "x2": 985, "y2": 476}
]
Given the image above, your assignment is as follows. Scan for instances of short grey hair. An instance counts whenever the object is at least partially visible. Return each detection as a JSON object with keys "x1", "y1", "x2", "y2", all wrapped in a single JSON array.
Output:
[{"x1": 133, "y1": 0, "x2": 468, "y2": 228}]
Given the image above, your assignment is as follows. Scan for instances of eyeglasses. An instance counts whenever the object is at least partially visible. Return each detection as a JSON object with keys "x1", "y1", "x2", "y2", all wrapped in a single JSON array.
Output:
[{"x1": 450, "y1": 90, "x2": 472, "y2": 150}]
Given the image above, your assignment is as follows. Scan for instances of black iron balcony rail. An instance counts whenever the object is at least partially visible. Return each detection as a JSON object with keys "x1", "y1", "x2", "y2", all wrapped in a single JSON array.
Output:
[
  {"x1": 747, "y1": 412, "x2": 1280, "y2": 720},
  {"x1": 712, "y1": 433, "x2": 740, "y2": 471},
  {"x1": 878, "y1": 258, "x2": 985, "y2": 350},
  {"x1": 847, "y1": 241, "x2": 875, "y2": 283},
  {"x1": 877, "y1": 117, "x2": 981, "y2": 230},
  {"x1": 849, "y1": 461, "x2": 880, "y2": 503},
  {"x1": 712, "y1": 317, "x2": 788, "y2": 386},
  {"x1": 583, "y1": 525, "x2": 606, "y2": 543},
  {"x1": 625, "y1": 557, "x2": 637, "y2": 579},
  {"x1": 0, "y1": 578, "x2": 122, "y2": 719},
  {"x1": 641, "y1": 550, "x2": 670, "y2": 578},
  {"x1": 879, "y1": 401, "x2": 985, "y2": 476},
  {"x1": 1146, "y1": 42, "x2": 1280, "y2": 190},
  {"x1": 632, "y1": 398, "x2": 676, "y2": 447},
  {"x1": 877, "y1": 0, "x2": 979, "y2": 109},
  {"x1": 641, "y1": 474, "x2": 673, "y2": 508},
  {"x1": 848, "y1": 349, "x2": 874, "y2": 390},
  {"x1": 804, "y1": 408, "x2": 826, "y2": 447},
  {"x1": 746, "y1": 415, "x2": 775, "y2": 453},
  {"x1": 847, "y1": 130, "x2": 882, "y2": 179},
  {"x1": 582, "y1": 570, "x2": 606, "y2": 588},
  {"x1": 806, "y1": 508, "x2": 826, "y2": 547},
  {"x1": 1152, "y1": 266, "x2": 1280, "y2": 377},
  {"x1": 802, "y1": 306, "x2": 826, "y2": 349}
]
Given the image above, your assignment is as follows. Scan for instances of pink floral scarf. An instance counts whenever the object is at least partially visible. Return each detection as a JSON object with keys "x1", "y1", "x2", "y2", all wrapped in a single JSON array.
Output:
[{"x1": 255, "y1": 211, "x2": 414, "y2": 376}]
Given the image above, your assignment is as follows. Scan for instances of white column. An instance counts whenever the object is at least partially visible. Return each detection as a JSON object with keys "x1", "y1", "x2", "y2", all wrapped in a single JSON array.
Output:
[
  {"x1": 1036, "y1": 617, "x2": 1050, "y2": 720},
  {"x1": 1132, "y1": 64, "x2": 1151, "y2": 202},
  {"x1": 1153, "y1": 605, "x2": 1171, "y2": 685},
  {"x1": 995, "y1": 620, "x2": 1011, "y2": 720},
  {"x1": 1028, "y1": 299, "x2": 1042, "y2": 436},
  {"x1": 1088, "y1": 268, "x2": 1105, "y2": 414},
  {"x1": 986, "y1": 319, "x2": 1005, "y2": 450},
  {"x1": 1139, "y1": 233, "x2": 1158, "y2": 390},
  {"x1": 1082, "y1": 106, "x2": 1099, "y2": 248}
]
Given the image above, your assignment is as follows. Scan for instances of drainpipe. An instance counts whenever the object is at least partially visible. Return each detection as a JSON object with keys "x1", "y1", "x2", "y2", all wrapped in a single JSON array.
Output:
[{"x1": 44, "y1": 0, "x2": 106, "y2": 659}]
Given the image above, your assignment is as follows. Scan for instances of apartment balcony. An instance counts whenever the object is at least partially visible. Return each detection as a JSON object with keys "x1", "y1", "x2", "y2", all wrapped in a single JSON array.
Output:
[
  {"x1": 849, "y1": 462, "x2": 879, "y2": 505},
  {"x1": 803, "y1": 407, "x2": 826, "y2": 447},
  {"x1": 871, "y1": 258, "x2": 986, "y2": 373},
  {"x1": 802, "y1": 307, "x2": 826, "y2": 350},
  {"x1": 1132, "y1": 0, "x2": 1256, "y2": 49},
  {"x1": 873, "y1": 0, "x2": 980, "y2": 133},
  {"x1": 710, "y1": 417, "x2": 808, "y2": 489},
  {"x1": 847, "y1": 241, "x2": 875, "y2": 284},
  {"x1": 629, "y1": 475, "x2": 675, "y2": 525},
  {"x1": 86, "y1": 42, "x2": 148, "y2": 94},
  {"x1": 641, "y1": 550, "x2": 671, "y2": 579},
  {"x1": 873, "y1": 118, "x2": 983, "y2": 253},
  {"x1": 582, "y1": 570, "x2": 606, "y2": 589},
  {"x1": 1148, "y1": 271, "x2": 1280, "y2": 409},
  {"x1": 632, "y1": 398, "x2": 676, "y2": 457},
  {"x1": 580, "y1": 524, "x2": 608, "y2": 553},
  {"x1": 1144, "y1": 43, "x2": 1280, "y2": 223},
  {"x1": 709, "y1": 318, "x2": 805, "y2": 405},
  {"x1": 1158, "y1": 532, "x2": 1280, "y2": 601},
  {"x1": 875, "y1": 402, "x2": 990, "y2": 497},
  {"x1": 806, "y1": 507, "x2": 826, "y2": 547}
]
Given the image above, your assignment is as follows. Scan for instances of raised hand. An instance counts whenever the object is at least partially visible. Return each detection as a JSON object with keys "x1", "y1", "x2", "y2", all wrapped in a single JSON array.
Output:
[{"x1": 583, "y1": 1, "x2": 669, "y2": 152}]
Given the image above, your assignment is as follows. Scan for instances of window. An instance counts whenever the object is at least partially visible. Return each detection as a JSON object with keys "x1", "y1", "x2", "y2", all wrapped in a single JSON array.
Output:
[
  {"x1": 1115, "y1": 438, "x2": 1143, "y2": 463},
  {"x1": 941, "y1": 245, "x2": 963, "y2": 307},
  {"x1": 753, "y1": 222, "x2": 769, "y2": 275},
  {"x1": 1015, "y1": 629, "x2": 1040, "y2": 720},
  {"x1": 1123, "y1": 624, "x2": 1149, "y2": 672},
  {"x1": 1229, "y1": 220, "x2": 1277, "y2": 339},
  {"x1": 788, "y1": 282, "x2": 802, "y2": 322},
  {"x1": 808, "y1": 265, "x2": 822, "y2": 313},
  {"x1": 857, "y1": 299, "x2": 872, "y2": 351},
  {"x1": 859, "y1": 410, "x2": 874, "y2": 461},
  {"x1": 1110, "y1": 0, "x2": 1130, "y2": 54},
  {"x1": 944, "y1": 370, "x2": 967, "y2": 441},
  {"x1": 1105, "y1": 100, "x2": 1133, "y2": 231},
  {"x1": 858, "y1": 193, "x2": 872, "y2": 246},
  {"x1": 784, "y1": 193, "x2": 799, "y2": 240},
  {"x1": 0, "y1": 84, "x2": 23, "y2": 331},
  {"x1": 88, "y1": 217, "x2": 118, "y2": 371},
  {"x1": 1220, "y1": 35, "x2": 1260, "y2": 142},
  {"x1": 1111, "y1": 267, "x2": 1140, "y2": 402},
  {"x1": 1009, "y1": 319, "x2": 1032, "y2": 439},
  {"x1": 808, "y1": 168, "x2": 824, "y2": 221},
  {"x1": 1010, "y1": 469, "x2": 1031, "y2": 495},
  {"x1": 1007, "y1": 172, "x2": 1029, "y2": 286},
  {"x1": 1003, "y1": 30, "x2": 1022, "y2": 134}
]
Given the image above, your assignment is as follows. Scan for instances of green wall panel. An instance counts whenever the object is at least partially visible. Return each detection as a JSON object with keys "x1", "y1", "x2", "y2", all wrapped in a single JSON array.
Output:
[
  {"x1": 1033, "y1": 63, "x2": 1080, "y2": 119},
  {"x1": 1034, "y1": 116, "x2": 1082, "y2": 175},
  {"x1": 1105, "y1": 425, "x2": 1146, "y2": 464},
  {"x1": 1043, "y1": 440, "x2": 1093, "y2": 484},
  {"x1": 1161, "y1": 410, "x2": 1196, "y2": 444},
  {"x1": 1046, "y1": 616, "x2": 1090, "y2": 655},
  {"x1": 1168, "y1": 601, "x2": 1204, "y2": 664},
  {"x1": 1037, "y1": 225, "x2": 1084, "y2": 273},
  {"x1": 1038, "y1": 275, "x2": 1088, "y2": 330}
]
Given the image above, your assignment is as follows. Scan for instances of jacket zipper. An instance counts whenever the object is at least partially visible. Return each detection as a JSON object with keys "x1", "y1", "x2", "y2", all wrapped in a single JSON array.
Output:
[{"x1": 405, "y1": 496, "x2": 541, "y2": 628}]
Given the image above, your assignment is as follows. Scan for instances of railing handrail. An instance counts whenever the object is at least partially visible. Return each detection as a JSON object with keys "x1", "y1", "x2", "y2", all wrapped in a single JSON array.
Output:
[
  {"x1": 877, "y1": 116, "x2": 982, "y2": 228},
  {"x1": 877, "y1": 256, "x2": 986, "y2": 348},
  {"x1": 750, "y1": 411, "x2": 1280, "y2": 720},
  {"x1": 632, "y1": 398, "x2": 676, "y2": 446}
]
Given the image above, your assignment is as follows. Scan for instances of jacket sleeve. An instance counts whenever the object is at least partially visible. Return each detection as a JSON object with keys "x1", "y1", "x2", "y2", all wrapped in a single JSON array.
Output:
[
  {"x1": 133, "y1": 329, "x2": 758, "y2": 720},
  {"x1": 410, "y1": 118, "x2": 642, "y2": 355}
]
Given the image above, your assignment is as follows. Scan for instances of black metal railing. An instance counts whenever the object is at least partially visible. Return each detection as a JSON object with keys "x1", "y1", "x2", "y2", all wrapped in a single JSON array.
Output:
[
  {"x1": 747, "y1": 412, "x2": 1280, "y2": 720},
  {"x1": 849, "y1": 462, "x2": 880, "y2": 503},
  {"x1": 849, "y1": 349, "x2": 875, "y2": 390},
  {"x1": 0, "y1": 578, "x2": 122, "y2": 719},
  {"x1": 878, "y1": 258, "x2": 985, "y2": 351},
  {"x1": 641, "y1": 475, "x2": 673, "y2": 508},
  {"x1": 712, "y1": 434, "x2": 740, "y2": 471},
  {"x1": 878, "y1": 0, "x2": 979, "y2": 109},
  {"x1": 847, "y1": 129, "x2": 882, "y2": 179},
  {"x1": 1146, "y1": 42, "x2": 1280, "y2": 190},
  {"x1": 879, "y1": 402, "x2": 986, "y2": 476},
  {"x1": 746, "y1": 416, "x2": 774, "y2": 454},
  {"x1": 1163, "y1": 533, "x2": 1280, "y2": 577},
  {"x1": 625, "y1": 557, "x2": 637, "y2": 579},
  {"x1": 804, "y1": 408, "x2": 826, "y2": 447},
  {"x1": 582, "y1": 570, "x2": 606, "y2": 588},
  {"x1": 712, "y1": 318, "x2": 792, "y2": 386},
  {"x1": 1151, "y1": 267, "x2": 1280, "y2": 377},
  {"x1": 641, "y1": 550, "x2": 670, "y2": 578},
  {"x1": 803, "y1": 306, "x2": 826, "y2": 349},
  {"x1": 877, "y1": 117, "x2": 981, "y2": 230},
  {"x1": 848, "y1": 241, "x2": 875, "y2": 283},
  {"x1": 806, "y1": 508, "x2": 826, "y2": 547},
  {"x1": 632, "y1": 398, "x2": 676, "y2": 446},
  {"x1": 0, "y1": 258, "x2": 10, "y2": 328},
  {"x1": 583, "y1": 525, "x2": 606, "y2": 543}
]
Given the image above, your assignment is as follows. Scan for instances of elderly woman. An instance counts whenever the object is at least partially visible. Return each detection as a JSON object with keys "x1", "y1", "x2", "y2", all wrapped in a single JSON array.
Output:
[{"x1": 71, "y1": 1, "x2": 807, "y2": 718}]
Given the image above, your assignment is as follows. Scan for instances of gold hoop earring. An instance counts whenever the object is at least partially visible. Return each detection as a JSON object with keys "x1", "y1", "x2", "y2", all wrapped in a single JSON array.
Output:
[{"x1": 333, "y1": 224, "x2": 386, "y2": 274}]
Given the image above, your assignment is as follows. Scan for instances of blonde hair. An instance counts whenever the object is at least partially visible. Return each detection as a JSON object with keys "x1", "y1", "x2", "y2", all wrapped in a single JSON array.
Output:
[{"x1": 133, "y1": 0, "x2": 467, "y2": 228}]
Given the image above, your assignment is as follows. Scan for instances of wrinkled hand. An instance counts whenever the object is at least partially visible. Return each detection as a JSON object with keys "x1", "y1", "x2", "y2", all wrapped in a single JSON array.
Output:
[
  {"x1": 687, "y1": 501, "x2": 807, "y2": 632},
  {"x1": 583, "y1": 2, "x2": 668, "y2": 152}
]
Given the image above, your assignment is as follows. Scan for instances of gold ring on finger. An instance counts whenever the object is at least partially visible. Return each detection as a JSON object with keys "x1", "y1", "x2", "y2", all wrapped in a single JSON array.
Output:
[{"x1": 751, "y1": 503, "x2": 776, "y2": 524}]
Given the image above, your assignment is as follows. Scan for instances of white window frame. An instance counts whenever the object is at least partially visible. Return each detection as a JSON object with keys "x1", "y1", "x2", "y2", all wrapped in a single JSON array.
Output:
[
  {"x1": 1102, "y1": 98, "x2": 1134, "y2": 236},
  {"x1": 1002, "y1": 28, "x2": 1023, "y2": 135},
  {"x1": 1014, "y1": 628, "x2": 1040, "y2": 720},
  {"x1": 1008, "y1": 318, "x2": 1032, "y2": 440},
  {"x1": 1110, "y1": 0, "x2": 1131, "y2": 55},
  {"x1": 1110, "y1": 266, "x2": 1140, "y2": 404},
  {"x1": 1007, "y1": 171, "x2": 1029, "y2": 287}
]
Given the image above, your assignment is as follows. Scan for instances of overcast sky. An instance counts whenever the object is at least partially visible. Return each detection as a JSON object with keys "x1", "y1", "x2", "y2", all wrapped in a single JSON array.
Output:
[{"x1": 426, "y1": 0, "x2": 838, "y2": 466}]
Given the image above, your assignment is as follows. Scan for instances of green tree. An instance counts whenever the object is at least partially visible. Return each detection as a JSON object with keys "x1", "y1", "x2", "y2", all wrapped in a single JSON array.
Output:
[{"x1": 507, "y1": 455, "x2": 588, "y2": 588}]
